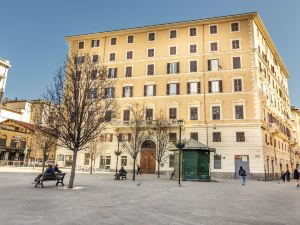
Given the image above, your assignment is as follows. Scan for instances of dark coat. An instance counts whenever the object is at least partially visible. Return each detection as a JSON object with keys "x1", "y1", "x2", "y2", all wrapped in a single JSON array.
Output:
[{"x1": 294, "y1": 169, "x2": 299, "y2": 179}]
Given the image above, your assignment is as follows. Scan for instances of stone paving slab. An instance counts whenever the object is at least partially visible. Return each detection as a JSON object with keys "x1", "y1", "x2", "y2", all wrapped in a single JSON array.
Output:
[{"x1": 0, "y1": 172, "x2": 299, "y2": 225}]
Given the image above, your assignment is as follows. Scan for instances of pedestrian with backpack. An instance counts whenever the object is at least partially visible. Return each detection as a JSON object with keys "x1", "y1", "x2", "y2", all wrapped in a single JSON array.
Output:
[{"x1": 239, "y1": 166, "x2": 247, "y2": 185}]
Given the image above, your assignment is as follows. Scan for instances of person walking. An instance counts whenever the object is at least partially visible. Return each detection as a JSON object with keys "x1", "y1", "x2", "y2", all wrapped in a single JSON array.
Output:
[
  {"x1": 239, "y1": 166, "x2": 247, "y2": 185},
  {"x1": 294, "y1": 168, "x2": 299, "y2": 188},
  {"x1": 281, "y1": 172, "x2": 286, "y2": 182},
  {"x1": 285, "y1": 169, "x2": 290, "y2": 182},
  {"x1": 136, "y1": 164, "x2": 141, "y2": 175}
]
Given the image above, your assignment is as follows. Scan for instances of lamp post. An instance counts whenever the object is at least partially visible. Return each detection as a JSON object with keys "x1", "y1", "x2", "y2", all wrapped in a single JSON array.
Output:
[
  {"x1": 176, "y1": 119, "x2": 184, "y2": 186},
  {"x1": 114, "y1": 133, "x2": 122, "y2": 176}
]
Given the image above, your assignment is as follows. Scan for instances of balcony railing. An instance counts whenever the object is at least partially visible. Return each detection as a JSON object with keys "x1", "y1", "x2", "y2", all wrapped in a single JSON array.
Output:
[{"x1": 268, "y1": 123, "x2": 280, "y2": 134}]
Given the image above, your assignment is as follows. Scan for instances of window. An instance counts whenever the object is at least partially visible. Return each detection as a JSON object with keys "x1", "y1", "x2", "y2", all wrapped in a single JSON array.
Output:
[
  {"x1": 210, "y1": 42, "x2": 218, "y2": 51},
  {"x1": 169, "y1": 108, "x2": 177, "y2": 119},
  {"x1": 126, "y1": 51, "x2": 133, "y2": 60},
  {"x1": 127, "y1": 35, "x2": 134, "y2": 43},
  {"x1": 148, "y1": 48, "x2": 155, "y2": 57},
  {"x1": 148, "y1": 32, "x2": 155, "y2": 41},
  {"x1": 232, "y1": 57, "x2": 241, "y2": 69},
  {"x1": 232, "y1": 40, "x2": 240, "y2": 49},
  {"x1": 189, "y1": 27, "x2": 197, "y2": 36},
  {"x1": 125, "y1": 66, "x2": 132, "y2": 77},
  {"x1": 123, "y1": 110, "x2": 130, "y2": 122},
  {"x1": 109, "y1": 53, "x2": 116, "y2": 61},
  {"x1": 108, "y1": 68, "x2": 117, "y2": 78},
  {"x1": 110, "y1": 37, "x2": 117, "y2": 45},
  {"x1": 105, "y1": 87, "x2": 114, "y2": 98},
  {"x1": 74, "y1": 71, "x2": 81, "y2": 81},
  {"x1": 91, "y1": 39, "x2": 100, "y2": 47},
  {"x1": 169, "y1": 154, "x2": 175, "y2": 167},
  {"x1": 92, "y1": 55, "x2": 99, "y2": 63},
  {"x1": 231, "y1": 22, "x2": 239, "y2": 32},
  {"x1": 190, "y1": 107, "x2": 198, "y2": 120},
  {"x1": 233, "y1": 79, "x2": 242, "y2": 92},
  {"x1": 75, "y1": 56, "x2": 85, "y2": 64},
  {"x1": 169, "y1": 46, "x2": 176, "y2": 55},
  {"x1": 123, "y1": 86, "x2": 133, "y2": 98},
  {"x1": 212, "y1": 106, "x2": 220, "y2": 120},
  {"x1": 208, "y1": 59, "x2": 219, "y2": 71},
  {"x1": 57, "y1": 154, "x2": 64, "y2": 161},
  {"x1": 147, "y1": 64, "x2": 154, "y2": 76},
  {"x1": 104, "y1": 111, "x2": 112, "y2": 122},
  {"x1": 169, "y1": 133, "x2": 177, "y2": 142},
  {"x1": 210, "y1": 25, "x2": 217, "y2": 34},
  {"x1": 170, "y1": 30, "x2": 177, "y2": 39},
  {"x1": 214, "y1": 155, "x2": 222, "y2": 169},
  {"x1": 187, "y1": 82, "x2": 200, "y2": 94},
  {"x1": 235, "y1": 105, "x2": 244, "y2": 119},
  {"x1": 146, "y1": 108, "x2": 153, "y2": 121},
  {"x1": 236, "y1": 132, "x2": 245, "y2": 142},
  {"x1": 189, "y1": 60, "x2": 197, "y2": 72},
  {"x1": 121, "y1": 156, "x2": 127, "y2": 166},
  {"x1": 209, "y1": 80, "x2": 222, "y2": 93},
  {"x1": 84, "y1": 153, "x2": 90, "y2": 165},
  {"x1": 167, "y1": 83, "x2": 179, "y2": 95},
  {"x1": 213, "y1": 132, "x2": 221, "y2": 142},
  {"x1": 78, "y1": 41, "x2": 84, "y2": 49},
  {"x1": 90, "y1": 69, "x2": 97, "y2": 80},
  {"x1": 189, "y1": 44, "x2": 197, "y2": 53},
  {"x1": 144, "y1": 84, "x2": 156, "y2": 96},
  {"x1": 190, "y1": 132, "x2": 198, "y2": 141},
  {"x1": 167, "y1": 62, "x2": 180, "y2": 74}
]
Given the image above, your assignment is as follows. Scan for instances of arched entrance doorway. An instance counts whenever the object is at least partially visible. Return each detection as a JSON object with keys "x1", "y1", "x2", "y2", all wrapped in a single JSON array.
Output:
[{"x1": 140, "y1": 140, "x2": 156, "y2": 174}]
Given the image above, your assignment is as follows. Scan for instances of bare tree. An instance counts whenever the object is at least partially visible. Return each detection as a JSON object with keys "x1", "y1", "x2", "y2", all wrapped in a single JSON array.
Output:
[
  {"x1": 121, "y1": 103, "x2": 149, "y2": 180},
  {"x1": 88, "y1": 139, "x2": 106, "y2": 174},
  {"x1": 41, "y1": 52, "x2": 117, "y2": 188},
  {"x1": 29, "y1": 127, "x2": 57, "y2": 173},
  {"x1": 150, "y1": 115, "x2": 171, "y2": 178}
]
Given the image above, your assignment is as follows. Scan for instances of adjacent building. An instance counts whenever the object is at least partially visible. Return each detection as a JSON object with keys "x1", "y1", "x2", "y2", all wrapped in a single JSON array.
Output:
[
  {"x1": 59, "y1": 12, "x2": 295, "y2": 179},
  {"x1": 291, "y1": 106, "x2": 300, "y2": 167},
  {"x1": 0, "y1": 58, "x2": 11, "y2": 106}
]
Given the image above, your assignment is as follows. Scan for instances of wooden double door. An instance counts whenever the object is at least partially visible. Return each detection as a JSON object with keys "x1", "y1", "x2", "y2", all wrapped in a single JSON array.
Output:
[{"x1": 140, "y1": 149, "x2": 156, "y2": 174}]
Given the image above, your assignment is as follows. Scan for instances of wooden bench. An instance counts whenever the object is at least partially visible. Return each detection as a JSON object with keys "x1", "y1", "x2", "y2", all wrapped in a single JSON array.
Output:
[
  {"x1": 114, "y1": 172, "x2": 127, "y2": 180},
  {"x1": 34, "y1": 173, "x2": 66, "y2": 188}
]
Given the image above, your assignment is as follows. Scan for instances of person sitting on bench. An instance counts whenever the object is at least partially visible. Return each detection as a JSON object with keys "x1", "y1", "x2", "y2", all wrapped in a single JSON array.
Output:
[
  {"x1": 54, "y1": 164, "x2": 62, "y2": 173},
  {"x1": 119, "y1": 166, "x2": 127, "y2": 176},
  {"x1": 45, "y1": 165, "x2": 55, "y2": 174}
]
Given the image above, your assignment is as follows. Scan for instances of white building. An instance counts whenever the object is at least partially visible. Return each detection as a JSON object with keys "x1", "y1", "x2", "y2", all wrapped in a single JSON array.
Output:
[{"x1": 0, "y1": 58, "x2": 11, "y2": 105}]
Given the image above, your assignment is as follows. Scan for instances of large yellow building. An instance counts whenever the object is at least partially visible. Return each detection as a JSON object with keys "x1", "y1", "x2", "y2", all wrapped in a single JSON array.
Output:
[{"x1": 59, "y1": 12, "x2": 295, "y2": 179}]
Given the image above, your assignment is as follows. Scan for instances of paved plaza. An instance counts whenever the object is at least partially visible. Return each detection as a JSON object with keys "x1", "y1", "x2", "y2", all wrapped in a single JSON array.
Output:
[{"x1": 0, "y1": 170, "x2": 299, "y2": 225}]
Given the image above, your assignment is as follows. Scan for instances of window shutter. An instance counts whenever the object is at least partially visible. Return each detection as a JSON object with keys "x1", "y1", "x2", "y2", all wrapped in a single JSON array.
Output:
[
  {"x1": 208, "y1": 81, "x2": 212, "y2": 93},
  {"x1": 153, "y1": 85, "x2": 156, "y2": 96},
  {"x1": 197, "y1": 82, "x2": 201, "y2": 94},
  {"x1": 127, "y1": 133, "x2": 132, "y2": 142},
  {"x1": 167, "y1": 63, "x2": 170, "y2": 74},
  {"x1": 118, "y1": 134, "x2": 123, "y2": 142},
  {"x1": 144, "y1": 85, "x2": 147, "y2": 96},
  {"x1": 130, "y1": 87, "x2": 133, "y2": 97},
  {"x1": 208, "y1": 60, "x2": 211, "y2": 71},
  {"x1": 105, "y1": 88, "x2": 108, "y2": 97},
  {"x1": 112, "y1": 88, "x2": 115, "y2": 98},
  {"x1": 176, "y1": 62, "x2": 180, "y2": 73},
  {"x1": 115, "y1": 68, "x2": 117, "y2": 78},
  {"x1": 219, "y1": 81, "x2": 223, "y2": 92},
  {"x1": 176, "y1": 83, "x2": 180, "y2": 95},
  {"x1": 109, "y1": 134, "x2": 113, "y2": 142},
  {"x1": 122, "y1": 87, "x2": 125, "y2": 97},
  {"x1": 187, "y1": 82, "x2": 191, "y2": 94},
  {"x1": 167, "y1": 84, "x2": 170, "y2": 95}
]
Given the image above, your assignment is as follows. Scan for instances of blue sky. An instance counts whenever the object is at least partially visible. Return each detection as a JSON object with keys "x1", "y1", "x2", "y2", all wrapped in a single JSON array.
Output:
[{"x1": 1, "y1": 0, "x2": 299, "y2": 107}]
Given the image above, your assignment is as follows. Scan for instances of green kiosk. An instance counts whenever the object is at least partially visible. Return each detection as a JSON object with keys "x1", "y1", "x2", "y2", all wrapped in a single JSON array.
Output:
[{"x1": 172, "y1": 139, "x2": 215, "y2": 181}]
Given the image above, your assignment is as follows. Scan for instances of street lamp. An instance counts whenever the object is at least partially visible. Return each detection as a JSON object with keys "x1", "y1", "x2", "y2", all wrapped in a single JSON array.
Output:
[
  {"x1": 114, "y1": 133, "x2": 122, "y2": 177},
  {"x1": 176, "y1": 119, "x2": 184, "y2": 186}
]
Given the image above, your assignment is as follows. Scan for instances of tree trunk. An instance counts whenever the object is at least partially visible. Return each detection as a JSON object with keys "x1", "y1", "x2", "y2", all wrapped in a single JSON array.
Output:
[
  {"x1": 68, "y1": 148, "x2": 78, "y2": 188},
  {"x1": 41, "y1": 148, "x2": 46, "y2": 174},
  {"x1": 132, "y1": 158, "x2": 136, "y2": 181},
  {"x1": 90, "y1": 154, "x2": 93, "y2": 174},
  {"x1": 157, "y1": 161, "x2": 160, "y2": 178}
]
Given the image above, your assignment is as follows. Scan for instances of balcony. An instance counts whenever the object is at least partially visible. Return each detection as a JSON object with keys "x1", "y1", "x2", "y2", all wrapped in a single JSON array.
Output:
[{"x1": 268, "y1": 123, "x2": 279, "y2": 134}]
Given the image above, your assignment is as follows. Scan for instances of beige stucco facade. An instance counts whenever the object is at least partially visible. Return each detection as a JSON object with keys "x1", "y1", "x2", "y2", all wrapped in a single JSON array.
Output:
[{"x1": 58, "y1": 12, "x2": 295, "y2": 179}]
